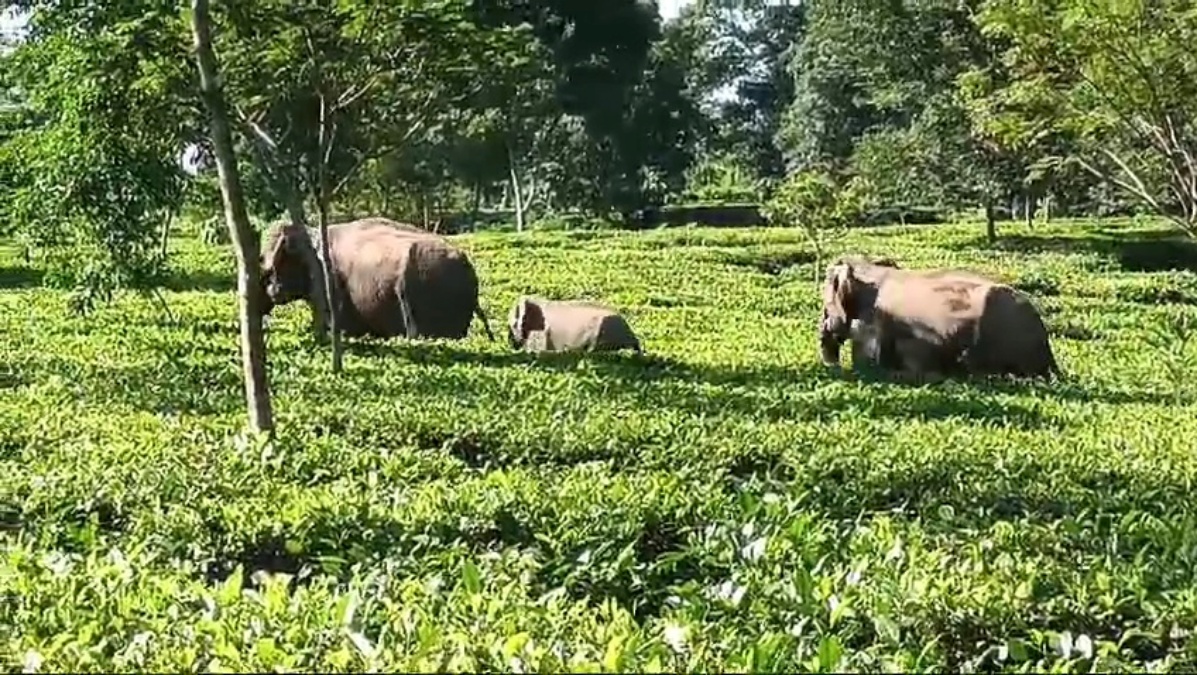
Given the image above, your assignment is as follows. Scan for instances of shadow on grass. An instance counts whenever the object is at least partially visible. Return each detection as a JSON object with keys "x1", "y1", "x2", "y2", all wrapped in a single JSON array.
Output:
[
  {"x1": 733, "y1": 446, "x2": 1187, "y2": 667},
  {"x1": 951, "y1": 229, "x2": 1197, "y2": 272},
  {"x1": 199, "y1": 500, "x2": 540, "y2": 588},
  {"x1": 344, "y1": 339, "x2": 1174, "y2": 418},
  {"x1": 0, "y1": 256, "x2": 240, "y2": 294},
  {"x1": 800, "y1": 448, "x2": 1197, "y2": 608},
  {"x1": 200, "y1": 491, "x2": 723, "y2": 622},
  {"x1": 0, "y1": 364, "x2": 26, "y2": 390},
  {"x1": 23, "y1": 325, "x2": 1175, "y2": 427},
  {"x1": 716, "y1": 248, "x2": 818, "y2": 276},
  {"x1": 0, "y1": 264, "x2": 44, "y2": 289},
  {"x1": 23, "y1": 355, "x2": 244, "y2": 416},
  {"x1": 161, "y1": 268, "x2": 238, "y2": 293}
]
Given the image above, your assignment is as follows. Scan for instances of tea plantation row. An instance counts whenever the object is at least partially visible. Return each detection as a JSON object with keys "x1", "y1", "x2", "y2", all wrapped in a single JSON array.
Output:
[{"x1": 1, "y1": 217, "x2": 1196, "y2": 671}]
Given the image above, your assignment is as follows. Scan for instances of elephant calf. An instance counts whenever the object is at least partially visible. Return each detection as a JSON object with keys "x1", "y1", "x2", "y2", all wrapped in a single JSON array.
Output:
[
  {"x1": 848, "y1": 317, "x2": 884, "y2": 372},
  {"x1": 507, "y1": 296, "x2": 643, "y2": 354},
  {"x1": 848, "y1": 316, "x2": 952, "y2": 384}
]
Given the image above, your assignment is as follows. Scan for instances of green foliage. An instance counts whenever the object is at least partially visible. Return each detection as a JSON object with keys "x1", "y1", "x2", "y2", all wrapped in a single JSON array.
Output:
[
  {"x1": 779, "y1": 0, "x2": 1030, "y2": 228},
  {"x1": 684, "y1": 0, "x2": 805, "y2": 180},
  {"x1": 210, "y1": 0, "x2": 504, "y2": 217},
  {"x1": 849, "y1": 128, "x2": 942, "y2": 217},
  {"x1": 466, "y1": 0, "x2": 690, "y2": 218},
  {"x1": 0, "y1": 0, "x2": 712, "y2": 302},
  {"x1": 684, "y1": 156, "x2": 767, "y2": 205},
  {"x1": 4, "y1": 218, "x2": 1197, "y2": 670},
  {"x1": 762, "y1": 169, "x2": 867, "y2": 273},
  {"x1": 0, "y1": 2, "x2": 193, "y2": 310},
  {"x1": 973, "y1": 0, "x2": 1197, "y2": 236},
  {"x1": 780, "y1": 0, "x2": 916, "y2": 173}
]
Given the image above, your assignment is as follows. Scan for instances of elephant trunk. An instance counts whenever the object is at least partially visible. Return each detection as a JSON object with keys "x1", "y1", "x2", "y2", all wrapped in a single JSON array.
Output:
[
  {"x1": 258, "y1": 273, "x2": 276, "y2": 315},
  {"x1": 819, "y1": 309, "x2": 847, "y2": 366}
]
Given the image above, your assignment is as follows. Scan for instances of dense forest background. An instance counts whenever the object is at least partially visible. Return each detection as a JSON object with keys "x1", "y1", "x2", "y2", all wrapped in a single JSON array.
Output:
[{"x1": 2, "y1": 0, "x2": 1195, "y2": 305}]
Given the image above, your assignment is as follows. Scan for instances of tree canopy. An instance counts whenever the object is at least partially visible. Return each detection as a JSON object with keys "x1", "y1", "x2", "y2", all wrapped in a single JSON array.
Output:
[{"x1": 1, "y1": 0, "x2": 1194, "y2": 314}]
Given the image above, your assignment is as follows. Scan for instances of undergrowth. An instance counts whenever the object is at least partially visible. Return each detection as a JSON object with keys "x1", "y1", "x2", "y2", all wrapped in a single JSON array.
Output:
[{"x1": 1, "y1": 217, "x2": 1195, "y2": 672}]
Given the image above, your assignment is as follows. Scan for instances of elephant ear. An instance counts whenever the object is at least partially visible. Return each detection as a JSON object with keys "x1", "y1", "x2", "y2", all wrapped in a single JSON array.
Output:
[
  {"x1": 263, "y1": 226, "x2": 290, "y2": 272},
  {"x1": 507, "y1": 299, "x2": 522, "y2": 336},
  {"x1": 515, "y1": 297, "x2": 545, "y2": 338},
  {"x1": 264, "y1": 222, "x2": 311, "y2": 271},
  {"x1": 823, "y1": 260, "x2": 858, "y2": 323}
]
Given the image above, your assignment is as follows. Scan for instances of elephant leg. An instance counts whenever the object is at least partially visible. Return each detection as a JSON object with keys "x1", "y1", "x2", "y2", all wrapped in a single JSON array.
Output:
[
  {"x1": 853, "y1": 314, "x2": 911, "y2": 378},
  {"x1": 959, "y1": 334, "x2": 1014, "y2": 379},
  {"x1": 848, "y1": 320, "x2": 886, "y2": 378},
  {"x1": 306, "y1": 298, "x2": 331, "y2": 344}
]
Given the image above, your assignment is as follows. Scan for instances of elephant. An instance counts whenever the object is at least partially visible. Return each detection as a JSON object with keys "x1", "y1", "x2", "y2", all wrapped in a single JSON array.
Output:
[
  {"x1": 351, "y1": 216, "x2": 438, "y2": 239},
  {"x1": 259, "y1": 216, "x2": 495, "y2": 341},
  {"x1": 819, "y1": 255, "x2": 1060, "y2": 380},
  {"x1": 507, "y1": 296, "x2": 643, "y2": 354}
]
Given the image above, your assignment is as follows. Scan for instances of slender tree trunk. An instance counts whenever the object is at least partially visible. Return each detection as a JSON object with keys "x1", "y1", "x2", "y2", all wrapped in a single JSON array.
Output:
[
  {"x1": 159, "y1": 207, "x2": 175, "y2": 259},
  {"x1": 316, "y1": 93, "x2": 343, "y2": 374},
  {"x1": 191, "y1": 0, "x2": 274, "y2": 433},
  {"x1": 239, "y1": 121, "x2": 330, "y2": 343},
  {"x1": 507, "y1": 141, "x2": 525, "y2": 233},
  {"x1": 470, "y1": 182, "x2": 482, "y2": 233},
  {"x1": 525, "y1": 173, "x2": 538, "y2": 216},
  {"x1": 985, "y1": 199, "x2": 997, "y2": 244}
]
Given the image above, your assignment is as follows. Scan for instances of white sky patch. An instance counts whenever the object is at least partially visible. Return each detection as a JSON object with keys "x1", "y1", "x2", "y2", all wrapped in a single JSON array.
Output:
[{"x1": 659, "y1": 0, "x2": 691, "y2": 21}]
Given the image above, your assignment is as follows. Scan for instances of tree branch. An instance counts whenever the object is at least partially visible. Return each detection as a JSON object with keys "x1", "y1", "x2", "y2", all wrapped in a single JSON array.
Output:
[
  {"x1": 332, "y1": 151, "x2": 372, "y2": 197},
  {"x1": 329, "y1": 87, "x2": 439, "y2": 198},
  {"x1": 1077, "y1": 150, "x2": 1195, "y2": 236},
  {"x1": 232, "y1": 107, "x2": 309, "y2": 227},
  {"x1": 334, "y1": 75, "x2": 380, "y2": 111}
]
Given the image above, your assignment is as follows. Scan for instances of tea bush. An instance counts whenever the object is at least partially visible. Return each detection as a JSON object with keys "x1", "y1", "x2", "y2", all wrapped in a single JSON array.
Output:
[{"x1": 2, "y1": 218, "x2": 1196, "y2": 671}]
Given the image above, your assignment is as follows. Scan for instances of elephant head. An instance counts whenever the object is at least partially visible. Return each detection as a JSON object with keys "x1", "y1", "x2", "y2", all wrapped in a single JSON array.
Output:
[
  {"x1": 819, "y1": 255, "x2": 899, "y2": 366},
  {"x1": 259, "y1": 222, "x2": 323, "y2": 314},
  {"x1": 507, "y1": 296, "x2": 544, "y2": 350}
]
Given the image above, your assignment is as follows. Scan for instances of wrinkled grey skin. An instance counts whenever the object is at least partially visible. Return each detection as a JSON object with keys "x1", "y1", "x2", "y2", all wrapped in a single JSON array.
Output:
[
  {"x1": 820, "y1": 255, "x2": 1060, "y2": 380},
  {"x1": 260, "y1": 217, "x2": 495, "y2": 341},
  {"x1": 507, "y1": 296, "x2": 643, "y2": 353}
]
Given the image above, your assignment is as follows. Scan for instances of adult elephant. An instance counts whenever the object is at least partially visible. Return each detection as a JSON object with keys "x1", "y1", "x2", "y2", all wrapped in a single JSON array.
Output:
[
  {"x1": 819, "y1": 255, "x2": 1060, "y2": 380},
  {"x1": 259, "y1": 216, "x2": 495, "y2": 341}
]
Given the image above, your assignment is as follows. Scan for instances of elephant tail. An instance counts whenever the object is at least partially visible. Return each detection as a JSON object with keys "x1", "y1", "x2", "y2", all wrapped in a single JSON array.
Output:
[
  {"x1": 475, "y1": 303, "x2": 496, "y2": 341},
  {"x1": 397, "y1": 274, "x2": 418, "y2": 340}
]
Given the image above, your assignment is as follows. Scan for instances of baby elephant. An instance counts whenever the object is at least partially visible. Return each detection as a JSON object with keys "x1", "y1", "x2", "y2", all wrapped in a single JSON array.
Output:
[
  {"x1": 848, "y1": 317, "x2": 950, "y2": 385},
  {"x1": 507, "y1": 296, "x2": 643, "y2": 353}
]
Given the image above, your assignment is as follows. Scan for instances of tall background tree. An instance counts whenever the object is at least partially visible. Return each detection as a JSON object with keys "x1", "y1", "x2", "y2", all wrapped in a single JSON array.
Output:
[
  {"x1": 969, "y1": 0, "x2": 1197, "y2": 238},
  {"x1": 190, "y1": 0, "x2": 274, "y2": 432}
]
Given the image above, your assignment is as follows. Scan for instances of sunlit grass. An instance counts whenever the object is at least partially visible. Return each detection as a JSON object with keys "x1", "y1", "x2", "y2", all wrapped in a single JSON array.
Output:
[{"x1": 1, "y1": 216, "x2": 1195, "y2": 671}]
